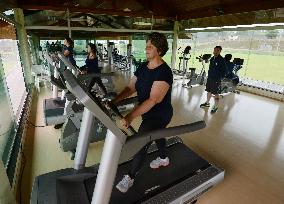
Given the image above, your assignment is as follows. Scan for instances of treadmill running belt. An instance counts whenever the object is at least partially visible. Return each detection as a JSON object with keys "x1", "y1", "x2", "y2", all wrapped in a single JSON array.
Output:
[
  {"x1": 35, "y1": 143, "x2": 211, "y2": 204},
  {"x1": 83, "y1": 143, "x2": 209, "y2": 204}
]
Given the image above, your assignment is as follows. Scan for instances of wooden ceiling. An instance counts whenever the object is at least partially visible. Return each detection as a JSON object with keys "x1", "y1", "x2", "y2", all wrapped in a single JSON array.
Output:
[
  {"x1": 2, "y1": 0, "x2": 284, "y2": 39},
  {"x1": 16, "y1": 0, "x2": 284, "y2": 20}
]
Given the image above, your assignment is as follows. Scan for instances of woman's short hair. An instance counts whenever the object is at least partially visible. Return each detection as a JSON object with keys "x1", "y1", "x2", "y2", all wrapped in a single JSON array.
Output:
[
  {"x1": 88, "y1": 43, "x2": 97, "y2": 53},
  {"x1": 225, "y1": 54, "x2": 232, "y2": 61},
  {"x1": 215, "y1": 45, "x2": 222, "y2": 50},
  {"x1": 65, "y1": 37, "x2": 74, "y2": 47},
  {"x1": 146, "y1": 32, "x2": 169, "y2": 57}
]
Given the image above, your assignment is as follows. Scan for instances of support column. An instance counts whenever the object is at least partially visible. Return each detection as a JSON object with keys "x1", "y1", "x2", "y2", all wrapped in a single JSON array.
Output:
[
  {"x1": 67, "y1": 9, "x2": 71, "y2": 38},
  {"x1": 30, "y1": 34, "x2": 41, "y2": 65},
  {"x1": 34, "y1": 35, "x2": 41, "y2": 64},
  {"x1": 128, "y1": 35, "x2": 133, "y2": 45},
  {"x1": 13, "y1": 8, "x2": 33, "y2": 86},
  {"x1": 171, "y1": 21, "x2": 179, "y2": 70}
]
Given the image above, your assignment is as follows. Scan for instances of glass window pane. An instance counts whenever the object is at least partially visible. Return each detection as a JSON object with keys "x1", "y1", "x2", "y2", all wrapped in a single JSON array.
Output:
[
  {"x1": 178, "y1": 28, "x2": 284, "y2": 86},
  {"x1": 0, "y1": 21, "x2": 16, "y2": 164},
  {"x1": 0, "y1": 39, "x2": 27, "y2": 123}
]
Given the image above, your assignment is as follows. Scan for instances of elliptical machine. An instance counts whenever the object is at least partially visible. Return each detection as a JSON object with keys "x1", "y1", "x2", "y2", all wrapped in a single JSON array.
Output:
[
  {"x1": 173, "y1": 46, "x2": 191, "y2": 78},
  {"x1": 219, "y1": 57, "x2": 244, "y2": 95},
  {"x1": 182, "y1": 54, "x2": 211, "y2": 88}
]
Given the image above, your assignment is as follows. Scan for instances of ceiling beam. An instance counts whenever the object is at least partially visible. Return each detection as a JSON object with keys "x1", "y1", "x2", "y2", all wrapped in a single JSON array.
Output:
[
  {"x1": 71, "y1": 13, "x2": 119, "y2": 28},
  {"x1": 25, "y1": 25, "x2": 174, "y2": 33},
  {"x1": 20, "y1": 5, "x2": 175, "y2": 20}
]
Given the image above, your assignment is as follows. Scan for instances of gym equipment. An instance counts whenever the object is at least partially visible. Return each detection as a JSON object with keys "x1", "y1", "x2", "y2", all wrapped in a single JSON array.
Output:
[
  {"x1": 219, "y1": 58, "x2": 244, "y2": 96},
  {"x1": 96, "y1": 43, "x2": 107, "y2": 62},
  {"x1": 43, "y1": 52, "x2": 69, "y2": 125},
  {"x1": 31, "y1": 69, "x2": 224, "y2": 204},
  {"x1": 113, "y1": 48, "x2": 128, "y2": 70},
  {"x1": 112, "y1": 45, "x2": 133, "y2": 72},
  {"x1": 173, "y1": 46, "x2": 191, "y2": 78},
  {"x1": 127, "y1": 44, "x2": 133, "y2": 71},
  {"x1": 108, "y1": 42, "x2": 115, "y2": 65},
  {"x1": 43, "y1": 51, "x2": 98, "y2": 123},
  {"x1": 182, "y1": 54, "x2": 211, "y2": 88},
  {"x1": 57, "y1": 53, "x2": 137, "y2": 158},
  {"x1": 60, "y1": 100, "x2": 107, "y2": 159}
]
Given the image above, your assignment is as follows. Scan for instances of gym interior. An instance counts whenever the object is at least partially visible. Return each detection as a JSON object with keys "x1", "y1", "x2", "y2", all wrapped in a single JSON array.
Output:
[{"x1": 0, "y1": 1, "x2": 284, "y2": 204}]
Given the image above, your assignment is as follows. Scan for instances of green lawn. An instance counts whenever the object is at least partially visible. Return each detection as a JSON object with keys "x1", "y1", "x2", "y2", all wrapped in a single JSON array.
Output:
[{"x1": 133, "y1": 50, "x2": 284, "y2": 85}]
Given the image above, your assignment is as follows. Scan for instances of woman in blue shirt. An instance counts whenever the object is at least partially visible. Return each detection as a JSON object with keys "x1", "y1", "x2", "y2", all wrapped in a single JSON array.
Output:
[
  {"x1": 224, "y1": 54, "x2": 235, "y2": 79},
  {"x1": 63, "y1": 37, "x2": 76, "y2": 67},
  {"x1": 54, "y1": 37, "x2": 76, "y2": 130},
  {"x1": 80, "y1": 43, "x2": 107, "y2": 94},
  {"x1": 113, "y1": 32, "x2": 173, "y2": 193}
]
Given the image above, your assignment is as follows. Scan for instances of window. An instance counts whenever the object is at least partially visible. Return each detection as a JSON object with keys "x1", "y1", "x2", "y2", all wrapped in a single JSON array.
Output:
[{"x1": 178, "y1": 29, "x2": 284, "y2": 85}]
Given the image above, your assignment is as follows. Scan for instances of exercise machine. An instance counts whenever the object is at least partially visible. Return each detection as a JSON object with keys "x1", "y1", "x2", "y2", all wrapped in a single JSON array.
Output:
[
  {"x1": 182, "y1": 54, "x2": 211, "y2": 88},
  {"x1": 57, "y1": 53, "x2": 137, "y2": 158},
  {"x1": 108, "y1": 42, "x2": 115, "y2": 65},
  {"x1": 219, "y1": 58, "x2": 244, "y2": 96},
  {"x1": 31, "y1": 69, "x2": 225, "y2": 204},
  {"x1": 173, "y1": 46, "x2": 191, "y2": 79}
]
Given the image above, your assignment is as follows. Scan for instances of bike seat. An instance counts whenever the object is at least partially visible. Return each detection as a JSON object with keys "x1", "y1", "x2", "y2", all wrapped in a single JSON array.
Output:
[{"x1": 189, "y1": 68, "x2": 196, "y2": 71}]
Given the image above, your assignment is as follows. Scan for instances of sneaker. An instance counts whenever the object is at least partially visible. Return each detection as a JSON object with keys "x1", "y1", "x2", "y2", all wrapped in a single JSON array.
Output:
[
  {"x1": 211, "y1": 106, "x2": 218, "y2": 113},
  {"x1": 116, "y1": 175, "x2": 134, "y2": 193},
  {"x1": 150, "y1": 157, "x2": 169, "y2": 169},
  {"x1": 200, "y1": 102, "x2": 210, "y2": 108}
]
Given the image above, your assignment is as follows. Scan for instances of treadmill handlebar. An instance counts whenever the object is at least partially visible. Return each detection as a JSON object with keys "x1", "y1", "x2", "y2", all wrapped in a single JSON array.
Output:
[
  {"x1": 76, "y1": 72, "x2": 115, "y2": 81},
  {"x1": 129, "y1": 120, "x2": 205, "y2": 143},
  {"x1": 63, "y1": 69, "x2": 134, "y2": 139},
  {"x1": 116, "y1": 96, "x2": 138, "y2": 107},
  {"x1": 50, "y1": 75, "x2": 66, "y2": 90},
  {"x1": 58, "y1": 51, "x2": 114, "y2": 81},
  {"x1": 58, "y1": 52, "x2": 78, "y2": 72},
  {"x1": 44, "y1": 52, "x2": 56, "y2": 66},
  {"x1": 120, "y1": 121, "x2": 206, "y2": 159},
  {"x1": 107, "y1": 101, "x2": 137, "y2": 134}
]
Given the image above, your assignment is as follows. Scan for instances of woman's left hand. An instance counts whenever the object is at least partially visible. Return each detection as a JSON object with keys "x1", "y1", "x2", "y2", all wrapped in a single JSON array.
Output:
[
  {"x1": 120, "y1": 114, "x2": 133, "y2": 128},
  {"x1": 79, "y1": 70, "x2": 87, "y2": 75}
]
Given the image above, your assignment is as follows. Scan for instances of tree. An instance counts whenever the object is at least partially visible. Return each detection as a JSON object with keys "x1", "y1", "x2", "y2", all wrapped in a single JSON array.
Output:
[{"x1": 265, "y1": 30, "x2": 279, "y2": 39}]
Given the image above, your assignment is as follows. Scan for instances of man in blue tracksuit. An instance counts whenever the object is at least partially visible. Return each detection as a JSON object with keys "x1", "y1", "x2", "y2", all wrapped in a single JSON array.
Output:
[{"x1": 200, "y1": 46, "x2": 227, "y2": 113}]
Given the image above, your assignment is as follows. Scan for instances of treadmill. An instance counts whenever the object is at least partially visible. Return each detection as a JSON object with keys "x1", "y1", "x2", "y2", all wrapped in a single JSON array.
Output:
[
  {"x1": 43, "y1": 52, "x2": 116, "y2": 126},
  {"x1": 43, "y1": 52, "x2": 67, "y2": 126},
  {"x1": 31, "y1": 69, "x2": 224, "y2": 204}
]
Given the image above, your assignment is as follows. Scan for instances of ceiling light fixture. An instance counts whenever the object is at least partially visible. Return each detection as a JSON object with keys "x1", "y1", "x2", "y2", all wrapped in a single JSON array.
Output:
[
  {"x1": 123, "y1": 8, "x2": 131, "y2": 12},
  {"x1": 133, "y1": 21, "x2": 152, "y2": 26},
  {"x1": 185, "y1": 22, "x2": 284, "y2": 31}
]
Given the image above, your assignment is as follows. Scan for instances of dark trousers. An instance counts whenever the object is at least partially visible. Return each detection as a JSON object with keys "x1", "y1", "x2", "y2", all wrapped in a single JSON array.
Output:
[
  {"x1": 88, "y1": 77, "x2": 107, "y2": 95},
  {"x1": 129, "y1": 116, "x2": 172, "y2": 178}
]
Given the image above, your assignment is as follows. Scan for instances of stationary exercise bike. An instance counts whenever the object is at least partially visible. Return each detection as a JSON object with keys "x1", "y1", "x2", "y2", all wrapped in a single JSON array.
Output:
[
  {"x1": 219, "y1": 58, "x2": 244, "y2": 95},
  {"x1": 182, "y1": 54, "x2": 211, "y2": 88}
]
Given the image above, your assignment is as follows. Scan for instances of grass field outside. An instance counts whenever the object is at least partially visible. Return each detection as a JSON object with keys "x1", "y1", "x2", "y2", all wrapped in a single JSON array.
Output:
[{"x1": 132, "y1": 41, "x2": 284, "y2": 85}]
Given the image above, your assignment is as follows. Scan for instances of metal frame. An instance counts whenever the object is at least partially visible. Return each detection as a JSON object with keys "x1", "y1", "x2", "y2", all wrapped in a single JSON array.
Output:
[
  {"x1": 74, "y1": 108, "x2": 96, "y2": 170},
  {"x1": 63, "y1": 70, "x2": 127, "y2": 203},
  {"x1": 44, "y1": 52, "x2": 59, "y2": 98},
  {"x1": 25, "y1": 25, "x2": 174, "y2": 34}
]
